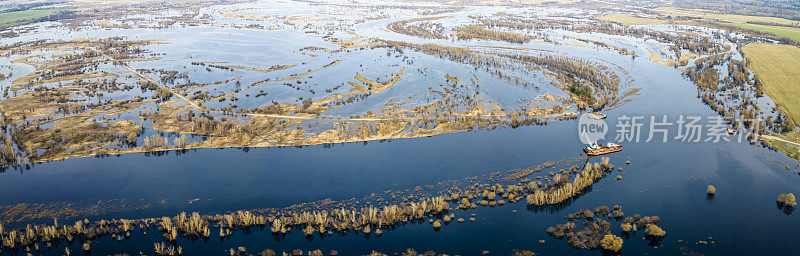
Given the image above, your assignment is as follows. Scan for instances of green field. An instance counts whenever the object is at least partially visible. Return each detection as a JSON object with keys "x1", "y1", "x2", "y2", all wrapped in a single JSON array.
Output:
[
  {"x1": 656, "y1": 8, "x2": 800, "y2": 43},
  {"x1": 723, "y1": 22, "x2": 800, "y2": 43},
  {"x1": 657, "y1": 7, "x2": 800, "y2": 25},
  {"x1": 741, "y1": 43, "x2": 800, "y2": 160},
  {"x1": 704, "y1": 13, "x2": 800, "y2": 26},
  {"x1": 741, "y1": 43, "x2": 800, "y2": 125},
  {"x1": 596, "y1": 13, "x2": 667, "y2": 26},
  {"x1": 0, "y1": 9, "x2": 63, "y2": 28}
]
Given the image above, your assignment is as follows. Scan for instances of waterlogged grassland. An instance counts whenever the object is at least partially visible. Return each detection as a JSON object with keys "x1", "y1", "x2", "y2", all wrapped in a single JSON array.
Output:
[
  {"x1": 2, "y1": 0, "x2": 800, "y2": 255},
  {"x1": 4, "y1": 0, "x2": 791, "y2": 172},
  {"x1": 0, "y1": 32, "x2": 575, "y2": 167},
  {"x1": 0, "y1": 1, "x2": 685, "y2": 167}
]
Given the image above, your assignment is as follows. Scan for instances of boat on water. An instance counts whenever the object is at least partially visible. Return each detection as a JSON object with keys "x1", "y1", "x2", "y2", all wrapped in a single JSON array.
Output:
[
  {"x1": 587, "y1": 112, "x2": 607, "y2": 119},
  {"x1": 584, "y1": 142, "x2": 623, "y2": 156}
]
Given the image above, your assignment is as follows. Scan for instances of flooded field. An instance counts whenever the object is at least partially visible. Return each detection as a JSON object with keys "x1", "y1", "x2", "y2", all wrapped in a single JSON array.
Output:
[{"x1": 1, "y1": 0, "x2": 799, "y2": 255}]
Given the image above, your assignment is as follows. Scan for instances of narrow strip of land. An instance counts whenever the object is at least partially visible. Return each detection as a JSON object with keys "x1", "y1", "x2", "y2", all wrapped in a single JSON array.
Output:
[{"x1": 762, "y1": 135, "x2": 800, "y2": 148}]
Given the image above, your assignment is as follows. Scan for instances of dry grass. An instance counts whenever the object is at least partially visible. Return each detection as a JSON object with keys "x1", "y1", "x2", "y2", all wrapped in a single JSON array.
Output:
[
  {"x1": 352, "y1": 67, "x2": 405, "y2": 94},
  {"x1": 0, "y1": 88, "x2": 143, "y2": 162}
]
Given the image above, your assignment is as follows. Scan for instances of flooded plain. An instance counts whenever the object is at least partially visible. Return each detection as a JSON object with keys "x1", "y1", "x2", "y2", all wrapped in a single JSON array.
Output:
[{"x1": 1, "y1": 0, "x2": 799, "y2": 255}]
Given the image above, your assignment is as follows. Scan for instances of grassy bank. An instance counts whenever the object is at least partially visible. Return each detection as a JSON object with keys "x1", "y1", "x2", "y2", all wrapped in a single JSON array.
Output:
[
  {"x1": 741, "y1": 43, "x2": 800, "y2": 125},
  {"x1": 765, "y1": 133, "x2": 800, "y2": 160},
  {"x1": 724, "y1": 22, "x2": 800, "y2": 44},
  {"x1": 741, "y1": 43, "x2": 800, "y2": 160}
]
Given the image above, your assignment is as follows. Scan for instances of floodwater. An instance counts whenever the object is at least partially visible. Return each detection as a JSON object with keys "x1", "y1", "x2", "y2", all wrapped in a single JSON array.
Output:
[
  {"x1": 2, "y1": 51, "x2": 799, "y2": 255},
  {"x1": 1, "y1": 1, "x2": 799, "y2": 255}
]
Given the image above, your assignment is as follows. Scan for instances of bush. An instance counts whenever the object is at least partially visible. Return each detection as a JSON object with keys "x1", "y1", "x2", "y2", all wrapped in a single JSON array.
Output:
[
  {"x1": 778, "y1": 193, "x2": 797, "y2": 206},
  {"x1": 620, "y1": 222, "x2": 632, "y2": 232},
  {"x1": 600, "y1": 234, "x2": 623, "y2": 252},
  {"x1": 645, "y1": 224, "x2": 666, "y2": 237}
]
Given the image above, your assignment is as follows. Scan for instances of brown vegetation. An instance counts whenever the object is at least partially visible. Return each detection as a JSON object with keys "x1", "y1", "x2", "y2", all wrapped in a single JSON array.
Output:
[
  {"x1": 548, "y1": 206, "x2": 663, "y2": 250},
  {"x1": 455, "y1": 24, "x2": 531, "y2": 43},
  {"x1": 0, "y1": 157, "x2": 611, "y2": 251},
  {"x1": 600, "y1": 234, "x2": 623, "y2": 251},
  {"x1": 387, "y1": 17, "x2": 449, "y2": 39}
]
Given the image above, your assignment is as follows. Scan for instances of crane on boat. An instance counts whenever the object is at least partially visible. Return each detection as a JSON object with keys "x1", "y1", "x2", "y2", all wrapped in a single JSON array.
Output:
[{"x1": 581, "y1": 131, "x2": 623, "y2": 156}]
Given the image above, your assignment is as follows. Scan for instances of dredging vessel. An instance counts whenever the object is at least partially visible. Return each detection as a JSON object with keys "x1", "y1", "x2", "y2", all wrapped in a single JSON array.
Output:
[
  {"x1": 584, "y1": 142, "x2": 623, "y2": 156},
  {"x1": 581, "y1": 131, "x2": 622, "y2": 156}
]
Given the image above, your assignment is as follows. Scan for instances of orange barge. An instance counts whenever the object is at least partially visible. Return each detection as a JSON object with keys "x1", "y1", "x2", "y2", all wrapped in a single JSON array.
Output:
[{"x1": 584, "y1": 143, "x2": 623, "y2": 156}]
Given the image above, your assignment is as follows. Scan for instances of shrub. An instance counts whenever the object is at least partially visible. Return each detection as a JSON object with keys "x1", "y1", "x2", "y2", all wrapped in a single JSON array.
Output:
[
  {"x1": 645, "y1": 224, "x2": 666, "y2": 237},
  {"x1": 707, "y1": 185, "x2": 716, "y2": 195},
  {"x1": 126, "y1": 132, "x2": 137, "y2": 144},
  {"x1": 600, "y1": 234, "x2": 623, "y2": 252},
  {"x1": 778, "y1": 193, "x2": 797, "y2": 206},
  {"x1": 621, "y1": 222, "x2": 632, "y2": 232},
  {"x1": 594, "y1": 206, "x2": 610, "y2": 216}
]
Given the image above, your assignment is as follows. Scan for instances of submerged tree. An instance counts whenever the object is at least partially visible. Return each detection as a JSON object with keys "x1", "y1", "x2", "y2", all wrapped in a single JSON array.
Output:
[
  {"x1": 777, "y1": 193, "x2": 797, "y2": 206},
  {"x1": 707, "y1": 185, "x2": 716, "y2": 195},
  {"x1": 620, "y1": 222, "x2": 632, "y2": 232},
  {"x1": 645, "y1": 224, "x2": 666, "y2": 237},
  {"x1": 600, "y1": 234, "x2": 623, "y2": 252}
]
